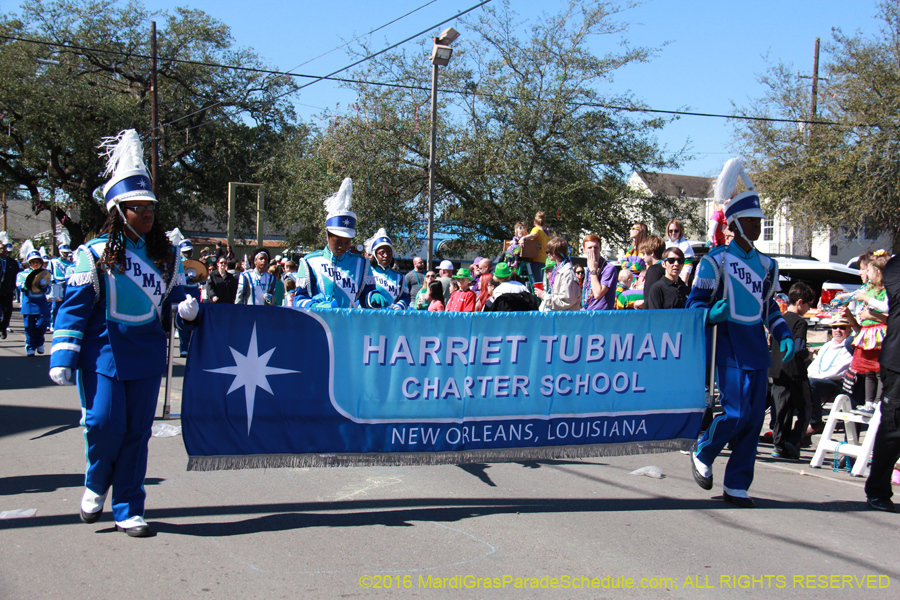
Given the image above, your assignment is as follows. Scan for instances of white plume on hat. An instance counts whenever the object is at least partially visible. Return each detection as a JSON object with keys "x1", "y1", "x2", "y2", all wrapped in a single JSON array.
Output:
[
  {"x1": 324, "y1": 178, "x2": 353, "y2": 216},
  {"x1": 56, "y1": 230, "x2": 71, "y2": 253},
  {"x1": 166, "y1": 228, "x2": 185, "y2": 248},
  {"x1": 0, "y1": 231, "x2": 10, "y2": 246},
  {"x1": 323, "y1": 177, "x2": 357, "y2": 238},
  {"x1": 98, "y1": 129, "x2": 156, "y2": 211},
  {"x1": 19, "y1": 239, "x2": 35, "y2": 261},
  {"x1": 713, "y1": 157, "x2": 755, "y2": 204},
  {"x1": 39, "y1": 246, "x2": 49, "y2": 260}
]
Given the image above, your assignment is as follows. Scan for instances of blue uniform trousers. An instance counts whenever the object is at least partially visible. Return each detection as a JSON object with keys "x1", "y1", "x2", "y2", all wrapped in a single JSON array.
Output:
[
  {"x1": 51, "y1": 298, "x2": 62, "y2": 330},
  {"x1": 23, "y1": 313, "x2": 45, "y2": 351},
  {"x1": 696, "y1": 365, "x2": 767, "y2": 492},
  {"x1": 77, "y1": 371, "x2": 161, "y2": 522}
]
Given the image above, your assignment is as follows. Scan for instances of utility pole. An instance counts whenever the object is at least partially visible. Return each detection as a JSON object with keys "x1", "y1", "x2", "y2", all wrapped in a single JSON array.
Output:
[
  {"x1": 2, "y1": 191, "x2": 7, "y2": 231},
  {"x1": 810, "y1": 37, "x2": 820, "y2": 125},
  {"x1": 150, "y1": 21, "x2": 159, "y2": 196}
]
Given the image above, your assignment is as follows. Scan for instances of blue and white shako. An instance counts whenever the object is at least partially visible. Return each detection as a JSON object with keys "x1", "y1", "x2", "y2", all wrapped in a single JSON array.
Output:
[
  {"x1": 99, "y1": 129, "x2": 157, "y2": 212},
  {"x1": 724, "y1": 191, "x2": 765, "y2": 224},
  {"x1": 370, "y1": 230, "x2": 392, "y2": 254},
  {"x1": 179, "y1": 239, "x2": 193, "y2": 255},
  {"x1": 324, "y1": 177, "x2": 356, "y2": 238},
  {"x1": 26, "y1": 249, "x2": 42, "y2": 263}
]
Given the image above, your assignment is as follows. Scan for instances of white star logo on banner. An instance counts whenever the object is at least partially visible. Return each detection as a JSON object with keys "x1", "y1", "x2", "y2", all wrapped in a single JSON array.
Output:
[{"x1": 205, "y1": 323, "x2": 299, "y2": 435}]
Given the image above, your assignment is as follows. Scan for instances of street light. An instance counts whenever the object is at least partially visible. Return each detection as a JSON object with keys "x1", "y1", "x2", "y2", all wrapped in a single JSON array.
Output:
[{"x1": 426, "y1": 27, "x2": 460, "y2": 272}]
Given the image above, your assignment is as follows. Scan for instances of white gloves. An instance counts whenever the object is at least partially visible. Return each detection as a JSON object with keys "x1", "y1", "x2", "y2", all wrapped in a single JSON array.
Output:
[
  {"x1": 50, "y1": 367, "x2": 74, "y2": 386},
  {"x1": 178, "y1": 296, "x2": 199, "y2": 321}
]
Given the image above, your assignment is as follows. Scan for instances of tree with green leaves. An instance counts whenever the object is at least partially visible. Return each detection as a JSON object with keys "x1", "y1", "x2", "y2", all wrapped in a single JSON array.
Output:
[
  {"x1": 0, "y1": 0, "x2": 297, "y2": 246},
  {"x1": 734, "y1": 0, "x2": 900, "y2": 250},
  {"x1": 266, "y1": 0, "x2": 687, "y2": 257}
]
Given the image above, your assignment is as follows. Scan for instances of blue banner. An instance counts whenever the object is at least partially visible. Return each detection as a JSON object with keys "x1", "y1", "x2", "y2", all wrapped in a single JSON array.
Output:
[{"x1": 182, "y1": 305, "x2": 707, "y2": 469}]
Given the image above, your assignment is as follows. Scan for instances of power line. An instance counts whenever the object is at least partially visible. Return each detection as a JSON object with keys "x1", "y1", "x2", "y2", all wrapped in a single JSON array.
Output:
[
  {"x1": 0, "y1": 24, "x2": 848, "y2": 128},
  {"x1": 284, "y1": 0, "x2": 440, "y2": 72}
]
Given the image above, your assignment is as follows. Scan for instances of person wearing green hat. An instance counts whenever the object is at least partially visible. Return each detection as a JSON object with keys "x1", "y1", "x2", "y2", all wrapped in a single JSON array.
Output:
[
  {"x1": 487, "y1": 262, "x2": 538, "y2": 311},
  {"x1": 446, "y1": 267, "x2": 476, "y2": 312}
]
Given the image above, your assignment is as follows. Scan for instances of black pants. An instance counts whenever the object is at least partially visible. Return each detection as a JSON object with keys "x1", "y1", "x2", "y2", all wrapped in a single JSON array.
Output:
[
  {"x1": 771, "y1": 378, "x2": 810, "y2": 451},
  {"x1": 809, "y1": 378, "x2": 843, "y2": 424},
  {"x1": 0, "y1": 293, "x2": 13, "y2": 332},
  {"x1": 865, "y1": 368, "x2": 900, "y2": 501}
]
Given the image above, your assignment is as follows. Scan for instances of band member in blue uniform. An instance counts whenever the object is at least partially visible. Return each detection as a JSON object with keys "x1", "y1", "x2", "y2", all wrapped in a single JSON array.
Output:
[
  {"x1": 687, "y1": 158, "x2": 794, "y2": 508},
  {"x1": 166, "y1": 230, "x2": 200, "y2": 356},
  {"x1": 1, "y1": 231, "x2": 22, "y2": 339},
  {"x1": 48, "y1": 233, "x2": 74, "y2": 331},
  {"x1": 16, "y1": 242, "x2": 50, "y2": 356},
  {"x1": 294, "y1": 178, "x2": 375, "y2": 309},
  {"x1": 236, "y1": 248, "x2": 280, "y2": 305},
  {"x1": 48, "y1": 129, "x2": 198, "y2": 537},
  {"x1": 365, "y1": 228, "x2": 410, "y2": 309}
]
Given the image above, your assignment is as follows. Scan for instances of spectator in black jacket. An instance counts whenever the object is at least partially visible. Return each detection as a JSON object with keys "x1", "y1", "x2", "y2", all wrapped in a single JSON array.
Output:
[
  {"x1": 866, "y1": 253, "x2": 900, "y2": 512},
  {"x1": 768, "y1": 282, "x2": 816, "y2": 460},
  {"x1": 1, "y1": 236, "x2": 21, "y2": 339},
  {"x1": 646, "y1": 247, "x2": 689, "y2": 310},
  {"x1": 206, "y1": 256, "x2": 238, "y2": 304}
]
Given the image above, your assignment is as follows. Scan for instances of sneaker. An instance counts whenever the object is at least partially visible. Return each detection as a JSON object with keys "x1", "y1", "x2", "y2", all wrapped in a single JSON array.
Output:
[
  {"x1": 26, "y1": 346, "x2": 35, "y2": 357},
  {"x1": 36, "y1": 345, "x2": 45, "y2": 354},
  {"x1": 853, "y1": 405, "x2": 876, "y2": 417},
  {"x1": 0, "y1": 329, "x2": 6, "y2": 339}
]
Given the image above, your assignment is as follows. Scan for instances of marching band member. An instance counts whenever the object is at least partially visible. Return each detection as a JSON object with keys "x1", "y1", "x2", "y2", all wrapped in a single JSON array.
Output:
[
  {"x1": 365, "y1": 228, "x2": 410, "y2": 310},
  {"x1": 16, "y1": 241, "x2": 50, "y2": 355},
  {"x1": 48, "y1": 129, "x2": 198, "y2": 537},
  {"x1": 48, "y1": 232, "x2": 75, "y2": 331},
  {"x1": 687, "y1": 157, "x2": 794, "y2": 508},
  {"x1": 235, "y1": 248, "x2": 279, "y2": 305},
  {"x1": 294, "y1": 178, "x2": 375, "y2": 309},
  {"x1": 167, "y1": 229, "x2": 201, "y2": 355}
]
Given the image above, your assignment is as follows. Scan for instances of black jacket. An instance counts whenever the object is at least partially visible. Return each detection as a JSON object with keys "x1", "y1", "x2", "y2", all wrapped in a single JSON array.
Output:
[
  {"x1": 206, "y1": 270, "x2": 238, "y2": 304},
  {"x1": 0, "y1": 256, "x2": 21, "y2": 295}
]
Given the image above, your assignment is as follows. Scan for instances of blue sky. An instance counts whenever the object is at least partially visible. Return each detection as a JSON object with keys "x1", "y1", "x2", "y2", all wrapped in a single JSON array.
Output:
[{"x1": 138, "y1": 0, "x2": 884, "y2": 177}]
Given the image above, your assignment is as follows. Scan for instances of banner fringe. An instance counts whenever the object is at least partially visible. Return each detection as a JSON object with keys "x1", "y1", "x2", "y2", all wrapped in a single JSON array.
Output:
[{"x1": 187, "y1": 439, "x2": 694, "y2": 471}]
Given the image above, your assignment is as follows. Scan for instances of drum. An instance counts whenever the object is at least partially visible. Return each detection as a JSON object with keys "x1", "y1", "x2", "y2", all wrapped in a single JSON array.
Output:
[{"x1": 48, "y1": 282, "x2": 65, "y2": 302}]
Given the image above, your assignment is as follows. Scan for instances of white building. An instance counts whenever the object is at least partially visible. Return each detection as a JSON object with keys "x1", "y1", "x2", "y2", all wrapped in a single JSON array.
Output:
[{"x1": 627, "y1": 171, "x2": 892, "y2": 263}]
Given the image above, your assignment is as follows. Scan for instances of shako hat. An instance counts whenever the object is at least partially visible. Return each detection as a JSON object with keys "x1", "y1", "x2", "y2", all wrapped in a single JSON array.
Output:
[
  {"x1": 98, "y1": 129, "x2": 156, "y2": 212},
  {"x1": 324, "y1": 178, "x2": 356, "y2": 238}
]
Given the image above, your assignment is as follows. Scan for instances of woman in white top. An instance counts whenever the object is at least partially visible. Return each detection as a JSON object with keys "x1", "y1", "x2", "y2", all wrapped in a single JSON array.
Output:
[{"x1": 664, "y1": 219, "x2": 696, "y2": 284}]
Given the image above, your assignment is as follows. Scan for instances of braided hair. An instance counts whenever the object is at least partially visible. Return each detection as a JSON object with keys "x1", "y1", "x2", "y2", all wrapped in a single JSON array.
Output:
[{"x1": 98, "y1": 208, "x2": 177, "y2": 284}]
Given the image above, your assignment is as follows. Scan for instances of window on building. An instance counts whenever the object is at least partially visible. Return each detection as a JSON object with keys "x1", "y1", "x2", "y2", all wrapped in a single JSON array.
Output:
[{"x1": 763, "y1": 217, "x2": 774, "y2": 241}]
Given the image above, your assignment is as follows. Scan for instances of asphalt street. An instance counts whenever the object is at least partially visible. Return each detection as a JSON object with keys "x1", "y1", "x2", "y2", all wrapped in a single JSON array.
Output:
[{"x1": 1, "y1": 310, "x2": 897, "y2": 600}]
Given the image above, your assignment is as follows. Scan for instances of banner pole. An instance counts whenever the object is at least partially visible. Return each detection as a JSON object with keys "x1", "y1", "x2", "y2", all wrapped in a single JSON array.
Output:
[{"x1": 162, "y1": 316, "x2": 175, "y2": 419}]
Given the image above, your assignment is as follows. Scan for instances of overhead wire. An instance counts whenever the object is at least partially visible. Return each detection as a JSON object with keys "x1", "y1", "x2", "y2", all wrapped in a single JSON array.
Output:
[{"x1": 0, "y1": 5, "x2": 852, "y2": 132}]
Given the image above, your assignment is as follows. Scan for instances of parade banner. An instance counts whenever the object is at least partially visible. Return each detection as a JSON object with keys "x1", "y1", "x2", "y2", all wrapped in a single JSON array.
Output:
[{"x1": 182, "y1": 304, "x2": 707, "y2": 470}]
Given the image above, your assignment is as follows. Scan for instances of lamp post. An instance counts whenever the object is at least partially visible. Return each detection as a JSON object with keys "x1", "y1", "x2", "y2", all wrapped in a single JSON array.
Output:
[{"x1": 426, "y1": 27, "x2": 460, "y2": 272}]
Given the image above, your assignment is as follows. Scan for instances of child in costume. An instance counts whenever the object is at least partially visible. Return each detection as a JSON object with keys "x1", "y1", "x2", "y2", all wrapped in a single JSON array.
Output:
[
  {"x1": 48, "y1": 129, "x2": 198, "y2": 538},
  {"x1": 48, "y1": 232, "x2": 74, "y2": 331},
  {"x1": 294, "y1": 178, "x2": 376, "y2": 309},
  {"x1": 687, "y1": 157, "x2": 794, "y2": 508},
  {"x1": 16, "y1": 241, "x2": 50, "y2": 355},
  {"x1": 850, "y1": 250, "x2": 890, "y2": 416},
  {"x1": 446, "y1": 268, "x2": 477, "y2": 312},
  {"x1": 502, "y1": 222, "x2": 529, "y2": 268},
  {"x1": 365, "y1": 228, "x2": 410, "y2": 310}
]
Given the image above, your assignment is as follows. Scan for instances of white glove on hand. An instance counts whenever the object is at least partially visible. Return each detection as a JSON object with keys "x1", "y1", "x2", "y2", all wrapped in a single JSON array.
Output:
[
  {"x1": 178, "y1": 296, "x2": 199, "y2": 321},
  {"x1": 50, "y1": 367, "x2": 74, "y2": 386}
]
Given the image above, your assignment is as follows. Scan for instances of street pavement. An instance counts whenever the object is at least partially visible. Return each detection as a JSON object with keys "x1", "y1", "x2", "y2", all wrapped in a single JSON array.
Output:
[{"x1": 1, "y1": 310, "x2": 898, "y2": 599}]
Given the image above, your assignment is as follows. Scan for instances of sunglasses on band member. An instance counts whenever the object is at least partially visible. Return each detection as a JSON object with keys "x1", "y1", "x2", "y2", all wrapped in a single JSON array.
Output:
[
  {"x1": 125, "y1": 204, "x2": 157, "y2": 215},
  {"x1": 663, "y1": 257, "x2": 686, "y2": 265}
]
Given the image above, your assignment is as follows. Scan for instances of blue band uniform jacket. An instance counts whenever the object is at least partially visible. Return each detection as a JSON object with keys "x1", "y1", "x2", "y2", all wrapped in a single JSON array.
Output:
[{"x1": 49, "y1": 236, "x2": 193, "y2": 380}]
